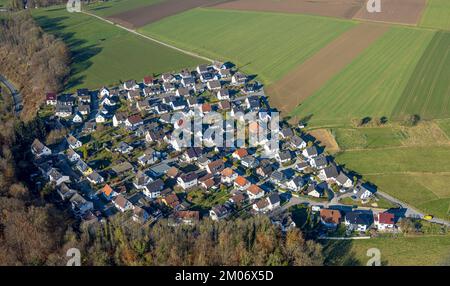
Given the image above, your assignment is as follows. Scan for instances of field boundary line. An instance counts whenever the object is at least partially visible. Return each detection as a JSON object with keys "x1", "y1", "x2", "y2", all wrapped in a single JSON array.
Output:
[{"x1": 81, "y1": 10, "x2": 214, "y2": 63}]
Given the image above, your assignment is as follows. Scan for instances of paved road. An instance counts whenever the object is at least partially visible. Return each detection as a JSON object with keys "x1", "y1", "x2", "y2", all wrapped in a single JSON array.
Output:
[{"x1": 0, "y1": 74, "x2": 23, "y2": 115}]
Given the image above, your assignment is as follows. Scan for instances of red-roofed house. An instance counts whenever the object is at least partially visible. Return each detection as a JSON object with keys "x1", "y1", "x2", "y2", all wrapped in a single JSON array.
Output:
[
  {"x1": 232, "y1": 148, "x2": 248, "y2": 160},
  {"x1": 374, "y1": 212, "x2": 395, "y2": 231},
  {"x1": 234, "y1": 176, "x2": 250, "y2": 190},
  {"x1": 46, "y1": 92, "x2": 57, "y2": 105}
]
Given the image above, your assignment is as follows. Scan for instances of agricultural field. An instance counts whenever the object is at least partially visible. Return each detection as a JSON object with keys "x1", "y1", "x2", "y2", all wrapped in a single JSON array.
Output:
[
  {"x1": 393, "y1": 31, "x2": 450, "y2": 119},
  {"x1": 268, "y1": 23, "x2": 388, "y2": 116},
  {"x1": 108, "y1": 0, "x2": 228, "y2": 28},
  {"x1": 290, "y1": 27, "x2": 435, "y2": 126},
  {"x1": 345, "y1": 235, "x2": 450, "y2": 266},
  {"x1": 32, "y1": 7, "x2": 205, "y2": 91},
  {"x1": 332, "y1": 127, "x2": 407, "y2": 150},
  {"x1": 86, "y1": 0, "x2": 163, "y2": 17},
  {"x1": 420, "y1": 0, "x2": 450, "y2": 30},
  {"x1": 140, "y1": 8, "x2": 355, "y2": 84},
  {"x1": 437, "y1": 119, "x2": 450, "y2": 137},
  {"x1": 212, "y1": 0, "x2": 364, "y2": 19},
  {"x1": 352, "y1": 0, "x2": 426, "y2": 25}
]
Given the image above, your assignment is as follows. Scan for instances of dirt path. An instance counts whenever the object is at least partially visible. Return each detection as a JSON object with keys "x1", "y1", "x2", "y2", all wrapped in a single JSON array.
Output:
[{"x1": 267, "y1": 23, "x2": 389, "y2": 116}]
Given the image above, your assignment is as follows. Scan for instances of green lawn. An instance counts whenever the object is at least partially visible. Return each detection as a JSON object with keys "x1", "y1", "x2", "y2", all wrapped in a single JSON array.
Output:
[
  {"x1": 291, "y1": 27, "x2": 435, "y2": 127},
  {"x1": 32, "y1": 7, "x2": 205, "y2": 91},
  {"x1": 393, "y1": 31, "x2": 450, "y2": 119},
  {"x1": 420, "y1": 0, "x2": 450, "y2": 30},
  {"x1": 86, "y1": 0, "x2": 163, "y2": 17},
  {"x1": 139, "y1": 8, "x2": 355, "y2": 84},
  {"x1": 347, "y1": 235, "x2": 450, "y2": 266},
  {"x1": 332, "y1": 127, "x2": 407, "y2": 150}
]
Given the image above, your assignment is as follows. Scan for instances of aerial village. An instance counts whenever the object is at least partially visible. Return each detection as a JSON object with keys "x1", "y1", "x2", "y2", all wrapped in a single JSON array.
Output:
[{"x1": 31, "y1": 62, "x2": 399, "y2": 236}]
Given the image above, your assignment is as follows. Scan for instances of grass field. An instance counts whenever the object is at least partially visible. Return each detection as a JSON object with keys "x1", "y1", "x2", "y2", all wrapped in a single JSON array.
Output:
[
  {"x1": 346, "y1": 235, "x2": 450, "y2": 266},
  {"x1": 32, "y1": 7, "x2": 205, "y2": 91},
  {"x1": 291, "y1": 27, "x2": 435, "y2": 126},
  {"x1": 332, "y1": 127, "x2": 407, "y2": 150},
  {"x1": 420, "y1": 0, "x2": 450, "y2": 30},
  {"x1": 139, "y1": 8, "x2": 355, "y2": 84},
  {"x1": 437, "y1": 119, "x2": 450, "y2": 137},
  {"x1": 86, "y1": 0, "x2": 163, "y2": 17},
  {"x1": 393, "y1": 31, "x2": 450, "y2": 119}
]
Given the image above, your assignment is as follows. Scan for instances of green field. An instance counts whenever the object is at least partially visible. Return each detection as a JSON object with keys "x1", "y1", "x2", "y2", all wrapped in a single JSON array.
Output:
[
  {"x1": 139, "y1": 8, "x2": 355, "y2": 84},
  {"x1": 437, "y1": 119, "x2": 450, "y2": 137},
  {"x1": 420, "y1": 0, "x2": 450, "y2": 30},
  {"x1": 291, "y1": 27, "x2": 435, "y2": 126},
  {"x1": 393, "y1": 31, "x2": 450, "y2": 119},
  {"x1": 332, "y1": 127, "x2": 407, "y2": 150},
  {"x1": 32, "y1": 7, "x2": 205, "y2": 91},
  {"x1": 346, "y1": 235, "x2": 450, "y2": 266},
  {"x1": 86, "y1": 0, "x2": 163, "y2": 17},
  {"x1": 335, "y1": 146, "x2": 450, "y2": 219}
]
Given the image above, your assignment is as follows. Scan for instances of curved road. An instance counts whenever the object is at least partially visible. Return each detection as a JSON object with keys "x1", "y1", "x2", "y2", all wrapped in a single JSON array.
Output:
[{"x1": 0, "y1": 74, "x2": 22, "y2": 115}]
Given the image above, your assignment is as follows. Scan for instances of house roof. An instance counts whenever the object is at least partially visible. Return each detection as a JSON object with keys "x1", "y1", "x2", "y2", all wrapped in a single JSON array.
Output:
[
  {"x1": 377, "y1": 213, "x2": 395, "y2": 225},
  {"x1": 235, "y1": 176, "x2": 248, "y2": 187},
  {"x1": 320, "y1": 209, "x2": 342, "y2": 225},
  {"x1": 114, "y1": 194, "x2": 130, "y2": 209},
  {"x1": 248, "y1": 184, "x2": 263, "y2": 195},
  {"x1": 219, "y1": 100, "x2": 231, "y2": 110},
  {"x1": 221, "y1": 167, "x2": 235, "y2": 177},
  {"x1": 336, "y1": 172, "x2": 351, "y2": 185},
  {"x1": 201, "y1": 103, "x2": 212, "y2": 112},
  {"x1": 323, "y1": 165, "x2": 339, "y2": 178},
  {"x1": 234, "y1": 148, "x2": 248, "y2": 158},
  {"x1": 127, "y1": 114, "x2": 143, "y2": 125},
  {"x1": 180, "y1": 172, "x2": 198, "y2": 183},
  {"x1": 175, "y1": 210, "x2": 199, "y2": 221},
  {"x1": 207, "y1": 159, "x2": 224, "y2": 172},
  {"x1": 255, "y1": 199, "x2": 269, "y2": 210},
  {"x1": 166, "y1": 167, "x2": 180, "y2": 178},
  {"x1": 145, "y1": 179, "x2": 164, "y2": 193},
  {"x1": 267, "y1": 193, "x2": 280, "y2": 205},
  {"x1": 345, "y1": 212, "x2": 372, "y2": 226},
  {"x1": 102, "y1": 184, "x2": 113, "y2": 197},
  {"x1": 46, "y1": 92, "x2": 56, "y2": 100},
  {"x1": 143, "y1": 76, "x2": 154, "y2": 85}
]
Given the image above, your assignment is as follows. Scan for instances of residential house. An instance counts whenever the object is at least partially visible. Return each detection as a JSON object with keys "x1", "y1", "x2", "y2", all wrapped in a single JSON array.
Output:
[
  {"x1": 217, "y1": 89, "x2": 230, "y2": 100},
  {"x1": 234, "y1": 176, "x2": 250, "y2": 190},
  {"x1": 100, "y1": 184, "x2": 116, "y2": 201},
  {"x1": 245, "y1": 96, "x2": 260, "y2": 110},
  {"x1": 307, "y1": 183, "x2": 326, "y2": 198},
  {"x1": 310, "y1": 156, "x2": 327, "y2": 169},
  {"x1": 95, "y1": 112, "x2": 106, "y2": 123},
  {"x1": 143, "y1": 179, "x2": 164, "y2": 199},
  {"x1": 31, "y1": 139, "x2": 51, "y2": 157},
  {"x1": 87, "y1": 171, "x2": 104, "y2": 185},
  {"x1": 276, "y1": 150, "x2": 292, "y2": 164},
  {"x1": 57, "y1": 183, "x2": 76, "y2": 201},
  {"x1": 241, "y1": 156, "x2": 259, "y2": 168},
  {"x1": 55, "y1": 104, "x2": 72, "y2": 117},
  {"x1": 123, "y1": 80, "x2": 138, "y2": 90},
  {"x1": 270, "y1": 171, "x2": 285, "y2": 185},
  {"x1": 209, "y1": 205, "x2": 229, "y2": 221},
  {"x1": 66, "y1": 148, "x2": 81, "y2": 162},
  {"x1": 72, "y1": 112, "x2": 83, "y2": 123},
  {"x1": 70, "y1": 193, "x2": 93, "y2": 217},
  {"x1": 374, "y1": 212, "x2": 395, "y2": 231},
  {"x1": 221, "y1": 168, "x2": 238, "y2": 185},
  {"x1": 286, "y1": 176, "x2": 306, "y2": 192},
  {"x1": 75, "y1": 160, "x2": 93, "y2": 176},
  {"x1": 115, "y1": 142, "x2": 133, "y2": 154},
  {"x1": 46, "y1": 92, "x2": 57, "y2": 105},
  {"x1": 67, "y1": 135, "x2": 82, "y2": 149},
  {"x1": 125, "y1": 115, "x2": 144, "y2": 129},
  {"x1": 320, "y1": 209, "x2": 342, "y2": 228},
  {"x1": 78, "y1": 104, "x2": 90, "y2": 116},
  {"x1": 173, "y1": 210, "x2": 200, "y2": 225},
  {"x1": 133, "y1": 207, "x2": 150, "y2": 224},
  {"x1": 177, "y1": 172, "x2": 198, "y2": 190},
  {"x1": 302, "y1": 146, "x2": 318, "y2": 159},
  {"x1": 335, "y1": 172, "x2": 353, "y2": 188},
  {"x1": 231, "y1": 73, "x2": 247, "y2": 85},
  {"x1": 344, "y1": 212, "x2": 373, "y2": 232},
  {"x1": 290, "y1": 135, "x2": 307, "y2": 149},
  {"x1": 232, "y1": 148, "x2": 248, "y2": 160},
  {"x1": 113, "y1": 112, "x2": 128, "y2": 127},
  {"x1": 113, "y1": 194, "x2": 134, "y2": 212},
  {"x1": 319, "y1": 165, "x2": 339, "y2": 181},
  {"x1": 206, "y1": 159, "x2": 224, "y2": 174},
  {"x1": 247, "y1": 184, "x2": 264, "y2": 201},
  {"x1": 48, "y1": 168, "x2": 70, "y2": 186}
]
